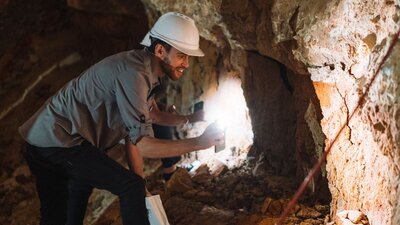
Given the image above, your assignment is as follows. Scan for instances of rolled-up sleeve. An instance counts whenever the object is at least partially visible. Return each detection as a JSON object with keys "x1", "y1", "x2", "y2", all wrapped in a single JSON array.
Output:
[{"x1": 115, "y1": 71, "x2": 154, "y2": 144}]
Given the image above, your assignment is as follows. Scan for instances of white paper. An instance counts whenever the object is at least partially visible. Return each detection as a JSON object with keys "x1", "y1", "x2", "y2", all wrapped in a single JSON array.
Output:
[{"x1": 145, "y1": 195, "x2": 170, "y2": 225}]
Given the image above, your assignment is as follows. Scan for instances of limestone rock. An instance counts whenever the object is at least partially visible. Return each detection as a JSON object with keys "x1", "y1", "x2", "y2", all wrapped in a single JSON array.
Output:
[
  {"x1": 336, "y1": 210, "x2": 369, "y2": 225},
  {"x1": 267, "y1": 200, "x2": 283, "y2": 216},
  {"x1": 347, "y1": 210, "x2": 364, "y2": 223},
  {"x1": 296, "y1": 207, "x2": 322, "y2": 219},
  {"x1": 199, "y1": 206, "x2": 234, "y2": 221},
  {"x1": 260, "y1": 197, "x2": 273, "y2": 214},
  {"x1": 166, "y1": 168, "x2": 193, "y2": 195},
  {"x1": 208, "y1": 158, "x2": 228, "y2": 177},
  {"x1": 191, "y1": 164, "x2": 212, "y2": 184},
  {"x1": 314, "y1": 204, "x2": 330, "y2": 214}
]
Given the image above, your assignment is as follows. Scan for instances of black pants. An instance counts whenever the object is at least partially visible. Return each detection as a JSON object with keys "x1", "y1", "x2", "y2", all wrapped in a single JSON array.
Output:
[{"x1": 24, "y1": 142, "x2": 149, "y2": 225}]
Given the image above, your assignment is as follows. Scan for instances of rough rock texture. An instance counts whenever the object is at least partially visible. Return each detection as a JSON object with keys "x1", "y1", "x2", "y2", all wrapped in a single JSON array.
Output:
[
  {"x1": 1, "y1": 0, "x2": 400, "y2": 224},
  {"x1": 93, "y1": 164, "x2": 330, "y2": 225},
  {"x1": 138, "y1": 0, "x2": 400, "y2": 224},
  {"x1": 336, "y1": 210, "x2": 370, "y2": 225},
  {"x1": 141, "y1": 0, "x2": 326, "y2": 183}
]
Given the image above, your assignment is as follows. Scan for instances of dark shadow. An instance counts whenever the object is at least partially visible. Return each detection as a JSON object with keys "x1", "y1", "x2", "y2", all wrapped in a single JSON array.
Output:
[{"x1": 244, "y1": 50, "x2": 330, "y2": 204}]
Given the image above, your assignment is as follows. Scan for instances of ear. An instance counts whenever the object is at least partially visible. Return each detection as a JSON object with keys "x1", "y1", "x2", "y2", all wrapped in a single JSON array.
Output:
[{"x1": 154, "y1": 44, "x2": 166, "y2": 58}]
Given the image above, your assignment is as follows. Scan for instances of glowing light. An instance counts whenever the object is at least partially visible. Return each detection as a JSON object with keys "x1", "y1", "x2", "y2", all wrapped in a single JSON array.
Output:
[
  {"x1": 205, "y1": 78, "x2": 253, "y2": 151},
  {"x1": 185, "y1": 77, "x2": 254, "y2": 169}
]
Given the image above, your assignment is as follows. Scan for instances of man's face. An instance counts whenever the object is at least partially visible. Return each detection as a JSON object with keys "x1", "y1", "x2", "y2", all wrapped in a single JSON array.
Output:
[{"x1": 160, "y1": 47, "x2": 190, "y2": 81}]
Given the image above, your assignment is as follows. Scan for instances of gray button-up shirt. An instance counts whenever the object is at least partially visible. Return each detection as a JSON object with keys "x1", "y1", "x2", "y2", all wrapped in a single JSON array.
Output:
[{"x1": 19, "y1": 49, "x2": 161, "y2": 150}]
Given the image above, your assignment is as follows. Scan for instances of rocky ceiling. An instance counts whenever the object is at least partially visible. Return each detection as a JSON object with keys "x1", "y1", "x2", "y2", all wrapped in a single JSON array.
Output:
[{"x1": 0, "y1": 0, "x2": 399, "y2": 225}]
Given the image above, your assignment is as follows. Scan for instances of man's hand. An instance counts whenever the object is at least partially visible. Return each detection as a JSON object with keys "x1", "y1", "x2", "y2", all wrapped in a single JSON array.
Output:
[
  {"x1": 136, "y1": 122, "x2": 225, "y2": 158},
  {"x1": 198, "y1": 122, "x2": 225, "y2": 149}
]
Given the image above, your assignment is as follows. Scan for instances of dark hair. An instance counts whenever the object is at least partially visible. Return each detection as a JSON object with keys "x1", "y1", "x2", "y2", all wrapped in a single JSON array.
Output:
[{"x1": 147, "y1": 36, "x2": 172, "y2": 54}]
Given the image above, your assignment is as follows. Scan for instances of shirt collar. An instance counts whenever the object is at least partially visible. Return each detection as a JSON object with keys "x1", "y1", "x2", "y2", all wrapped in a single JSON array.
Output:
[
  {"x1": 141, "y1": 49, "x2": 163, "y2": 100},
  {"x1": 141, "y1": 49, "x2": 161, "y2": 87}
]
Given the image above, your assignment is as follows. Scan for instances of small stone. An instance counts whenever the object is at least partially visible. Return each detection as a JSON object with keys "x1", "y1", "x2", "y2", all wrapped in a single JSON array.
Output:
[
  {"x1": 12, "y1": 164, "x2": 31, "y2": 178},
  {"x1": 267, "y1": 200, "x2": 282, "y2": 216},
  {"x1": 336, "y1": 210, "x2": 368, "y2": 225},
  {"x1": 260, "y1": 197, "x2": 273, "y2": 214},
  {"x1": 208, "y1": 158, "x2": 228, "y2": 177},
  {"x1": 289, "y1": 203, "x2": 301, "y2": 215},
  {"x1": 166, "y1": 168, "x2": 193, "y2": 195},
  {"x1": 336, "y1": 212, "x2": 358, "y2": 225},
  {"x1": 314, "y1": 204, "x2": 330, "y2": 214},
  {"x1": 192, "y1": 163, "x2": 209, "y2": 174},
  {"x1": 347, "y1": 210, "x2": 363, "y2": 223},
  {"x1": 296, "y1": 207, "x2": 322, "y2": 219},
  {"x1": 192, "y1": 164, "x2": 212, "y2": 183},
  {"x1": 337, "y1": 210, "x2": 349, "y2": 218},
  {"x1": 200, "y1": 206, "x2": 234, "y2": 220}
]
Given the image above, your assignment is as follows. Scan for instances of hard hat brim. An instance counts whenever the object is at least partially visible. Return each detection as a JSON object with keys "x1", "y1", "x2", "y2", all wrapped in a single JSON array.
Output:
[
  {"x1": 140, "y1": 32, "x2": 205, "y2": 57},
  {"x1": 140, "y1": 32, "x2": 152, "y2": 47}
]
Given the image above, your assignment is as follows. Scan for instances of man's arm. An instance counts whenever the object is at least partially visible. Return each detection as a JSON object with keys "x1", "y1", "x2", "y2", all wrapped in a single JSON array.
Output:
[
  {"x1": 150, "y1": 99, "x2": 204, "y2": 126},
  {"x1": 136, "y1": 122, "x2": 224, "y2": 158},
  {"x1": 125, "y1": 137, "x2": 144, "y2": 178}
]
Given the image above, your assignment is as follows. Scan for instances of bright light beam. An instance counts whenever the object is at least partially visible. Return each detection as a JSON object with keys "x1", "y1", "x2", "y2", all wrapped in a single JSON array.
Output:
[{"x1": 203, "y1": 78, "x2": 254, "y2": 168}]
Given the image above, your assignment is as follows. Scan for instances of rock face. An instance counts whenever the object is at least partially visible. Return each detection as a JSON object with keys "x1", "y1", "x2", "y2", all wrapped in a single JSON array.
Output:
[
  {"x1": 138, "y1": 0, "x2": 400, "y2": 224},
  {"x1": 1, "y1": 0, "x2": 399, "y2": 224}
]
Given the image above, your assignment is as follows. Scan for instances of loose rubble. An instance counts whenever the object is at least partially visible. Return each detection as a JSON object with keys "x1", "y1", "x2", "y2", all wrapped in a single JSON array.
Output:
[
  {"x1": 93, "y1": 161, "x2": 332, "y2": 225},
  {"x1": 148, "y1": 161, "x2": 332, "y2": 225},
  {"x1": 336, "y1": 210, "x2": 369, "y2": 225}
]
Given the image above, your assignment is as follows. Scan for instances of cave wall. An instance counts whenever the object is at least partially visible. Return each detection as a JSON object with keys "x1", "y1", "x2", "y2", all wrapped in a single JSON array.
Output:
[
  {"x1": 140, "y1": 0, "x2": 400, "y2": 224},
  {"x1": 1, "y1": 0, "x2": 400, "y2": 224},
  {"x1": 140, "y1": 0, "x2": 324, "y2": 179}
]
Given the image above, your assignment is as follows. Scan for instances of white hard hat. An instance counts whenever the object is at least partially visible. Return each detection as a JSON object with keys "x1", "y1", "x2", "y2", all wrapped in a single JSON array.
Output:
[{"x1": 140, "y1": 12, "x2": 204, "y2": 57}]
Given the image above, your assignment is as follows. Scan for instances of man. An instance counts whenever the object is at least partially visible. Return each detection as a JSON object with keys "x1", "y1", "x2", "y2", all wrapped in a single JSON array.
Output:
[{"x1": 19, "y1": 12, "x2": 224, "y2": 225}]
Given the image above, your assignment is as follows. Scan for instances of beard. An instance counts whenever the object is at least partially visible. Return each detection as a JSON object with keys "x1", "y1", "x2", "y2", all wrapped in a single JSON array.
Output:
[
  {"x1": 161, "y1": 58, "x2": 175, "y2": 81},
  {"x1": 161, "y1": 57, "x2": 184, "y2": 81}
]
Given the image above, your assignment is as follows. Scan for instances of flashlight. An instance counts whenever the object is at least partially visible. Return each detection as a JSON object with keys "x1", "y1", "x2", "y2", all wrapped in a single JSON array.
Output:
[
  {"x1": 194, "y1": 101, "x2": 204, "y2": 112},
  {"x1": 214, "y1": 120, "x2": 226, "y2": 153}
]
